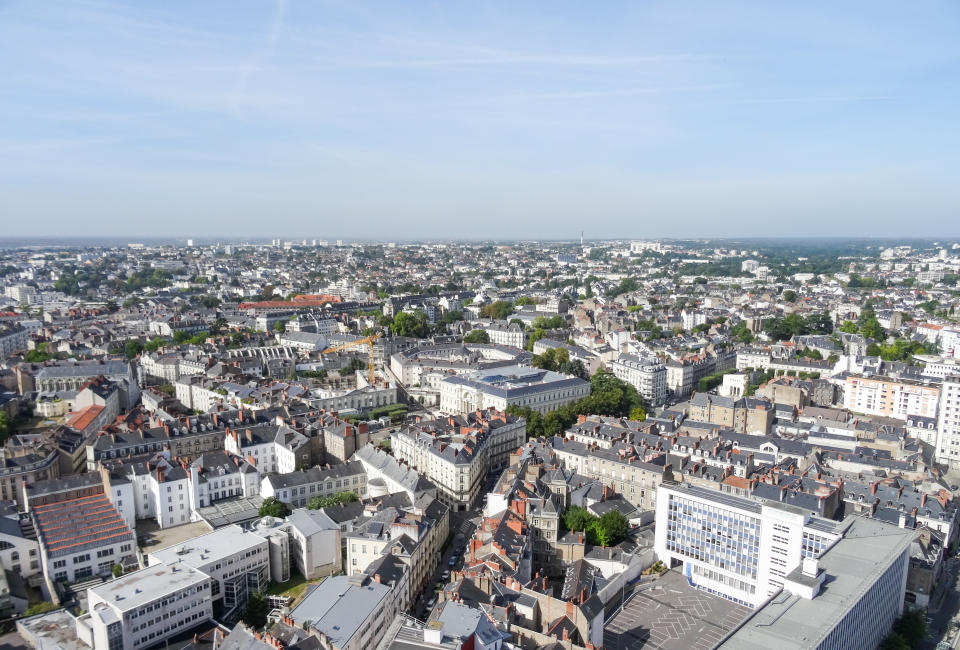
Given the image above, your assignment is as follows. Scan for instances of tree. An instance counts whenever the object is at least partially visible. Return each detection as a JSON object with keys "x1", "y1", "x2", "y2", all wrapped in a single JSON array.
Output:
[
  {"x1": 629, "y1": 407, "x2": 646, "y2": 421},
  {"x1": 308, "y1": 491, "x2": 360, "y2": 510},
  {"x1": 393, "y1": 310, "x2": 430, "y2": 338},
  {"x1": 860, "y1": 317, "x2": 884, "y2": 341},
  {"x1": 480, "y1": 300, "x2": 515, "y2": 320},
  {"x1": 258, "y1": 497, "x2": 290, "y2": 518},
  {"x1": 892, "y1": 608, "x2": 927, "y2": 646},
  {"x1": 241, "y1": 591, "x2": 269, "y2": 629},
  {"x1": 112, "y1": 564, "x2": 124, "y2": 578},
  {"x1": 879, "y1": 632, "x2": 910, "y2": 650},
  {"x1": 274, "y1": 320, "x2": 286, "y2": 333},
  {"x1": 0, "y1": 412, "x2": 11, "y2": 441},
  {"x1": 730, "y1": 321, "x2": 754, "y2": 344},
  {"x1": 597, "y1": 511, "x2": 629, "y2": 545},
  {"x1": 563, "y1": 506, "x2": 596, "y2": 532},
  {"x1": 782, "y1": 290, "x2": 797, "y2": 302},
  {"x1": 463, "y1": 329, "x2": 490, "y2": 344},
  {"x1": 124, "y1": 340, "x2": 144, "y2": 359},
  {"x1": 838, "y1": 320, "x2": 859, "y2": 334}
]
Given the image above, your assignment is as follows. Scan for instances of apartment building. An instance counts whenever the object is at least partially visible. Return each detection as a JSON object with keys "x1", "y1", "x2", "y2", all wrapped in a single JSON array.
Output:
[
  {"x1": 148, "y1": 525, "x2": 269, "y2": 619},
  {"x1": 439, "y1": 365, "x2": 589, "y2": 415},
  {"x1": 0, "y1": 443, "x2": 60, "y2": 506},
  {"x1": 844, "y1": 374, "x2": 940, "y2": 420},
  {"x1": 344, "y1": 495, "x2": 448, "y2": 603},
  {"x1": 936, "y1": 375, "x2": 960, "y2": 468},
  {"x1": 224, "y1": 423, "x2": 310, "y2": 474},
  {"x1": 260, "y1": 461, "x2": 366, "y2": 508},
  {"x1": 352, "y1": 444, "x2": 438, "y2": 503},
  {"x1": 654, "y1": 483, "x2": 844, "y2": 607},
  {"x1": 0, "y1": 325, "x2": 28, "y2": 358},
  {"x1": 688, "y1": 393, "x2": 775, "y2": 434},
  {"x1": 80, "y1": 563, "x2": 213, "y2": 650},
  {"x1": 0, "y1": 504, "x2": 41, "y2": 581},
  {"x1": 321, "y1": 419, "x2": 372, "y2": 464},
  {"x1": 609, "y1": 354, "x2": 667, "y2": 406},
  {"x1": 392, "y1": 410, "x2": 525, "y2": 511},
  {"x1": 666, "y1": 355, "x2": 719, "y2": 398}
]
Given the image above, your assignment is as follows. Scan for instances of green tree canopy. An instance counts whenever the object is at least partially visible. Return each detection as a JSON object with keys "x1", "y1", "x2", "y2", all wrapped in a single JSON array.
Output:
[
  {"x1": 240, "y1": 591, "x2": 269, "y2": 629},
  {"x1": 393, "y1": 310, "x2": 431, "y2": 338},
  {"x1": 258, "y1": 497, "x2": 290, "y2": 518},
  {"x1": 308, "y1": 491, "x2": 360, "y2": 510},
  {"x1": 479, "y1": 301, "x2": 514, "y2": 320},
  {"x1": 463, "y1": 329, "x2": 490, "y2": 344}
]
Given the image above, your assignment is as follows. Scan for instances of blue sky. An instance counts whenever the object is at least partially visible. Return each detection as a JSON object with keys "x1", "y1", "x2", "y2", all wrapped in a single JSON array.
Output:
[{"x1": 1, "y1": 1, "x2": 958, "y2": 239}]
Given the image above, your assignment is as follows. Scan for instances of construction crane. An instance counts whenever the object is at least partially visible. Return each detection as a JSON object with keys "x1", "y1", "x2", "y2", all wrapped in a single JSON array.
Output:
[{"x1": 321, "y1": 333, "x2": 382, "y2": 385}]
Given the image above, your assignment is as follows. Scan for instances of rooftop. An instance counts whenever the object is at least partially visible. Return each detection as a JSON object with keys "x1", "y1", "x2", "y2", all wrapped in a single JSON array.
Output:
[
  {"x1": 90, "y1": 562, "x2": 210, "y2": 613},
  {"x1": 33, "y1": 493, "x2": 135, "y2": 557},
  {"x1": 720, "y1": 517, "x2": 915, "y2": 650},
  {"x1": 149, "y1": 524, "x2": 267, "y2": 567},
  {"x1": 290, "y1": 575, "x2": 392, "y2": 648}
]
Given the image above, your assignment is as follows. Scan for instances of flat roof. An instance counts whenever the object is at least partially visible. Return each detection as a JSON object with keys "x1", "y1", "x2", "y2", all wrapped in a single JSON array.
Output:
[
  {"x1": 90, "y1": 563, "x2": 209, "y2": 613},
  {"x1": 149, "y1": 524, "x2": 266, "y2": 568},
  {"x1": 663, "y1": 483, "x2": 763, "y2": 515},
  {"x1": 719, "y1": 517, "x2": 915, "y2": 650}
]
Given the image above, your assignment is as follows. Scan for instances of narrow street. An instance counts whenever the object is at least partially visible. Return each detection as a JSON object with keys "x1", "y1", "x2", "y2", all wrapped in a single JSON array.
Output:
[{"x1": 922, "y1": 557, "x2": 960, "y2": 650}]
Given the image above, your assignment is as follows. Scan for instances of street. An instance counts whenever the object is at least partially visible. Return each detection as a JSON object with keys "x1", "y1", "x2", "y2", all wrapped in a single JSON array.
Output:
[{"x1": 922, "y1": 557, "x2": 960, "y2": 650}]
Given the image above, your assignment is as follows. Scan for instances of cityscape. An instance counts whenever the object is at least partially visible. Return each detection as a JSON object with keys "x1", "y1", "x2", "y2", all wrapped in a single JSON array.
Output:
[
  {"x1": 0, "y1": 238, "x2": 957, "y2": 650},
  {"x1": 2, "y1": 2, "x2": 959, "y2": 650}
]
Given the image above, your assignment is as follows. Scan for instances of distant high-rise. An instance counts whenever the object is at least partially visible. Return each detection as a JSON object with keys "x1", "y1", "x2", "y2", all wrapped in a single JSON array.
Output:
[{"x1": 186, "y1": 239, "x2": 194, "y2": 247}]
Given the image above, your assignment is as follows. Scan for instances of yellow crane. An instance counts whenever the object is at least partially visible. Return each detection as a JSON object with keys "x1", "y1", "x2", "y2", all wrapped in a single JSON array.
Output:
[{"x1": 321, "y1": 333, "x2": 382, "y2": 384}]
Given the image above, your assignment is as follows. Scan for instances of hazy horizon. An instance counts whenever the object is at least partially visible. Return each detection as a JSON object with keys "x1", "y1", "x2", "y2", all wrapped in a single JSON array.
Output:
[{"x1": 2, "y1": 1, "x2": 959, "y2": 238}]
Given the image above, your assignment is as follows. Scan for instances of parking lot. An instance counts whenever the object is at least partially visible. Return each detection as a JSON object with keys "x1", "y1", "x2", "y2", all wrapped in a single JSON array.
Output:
[{"x1": 605, "y1": 570, "x2": 751, "y2": 650}]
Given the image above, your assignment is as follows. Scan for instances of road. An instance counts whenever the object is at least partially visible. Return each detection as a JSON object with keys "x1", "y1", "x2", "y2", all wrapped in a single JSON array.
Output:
[{"x1": 922, "y1": 557, "x2": 960, "y2": 650}]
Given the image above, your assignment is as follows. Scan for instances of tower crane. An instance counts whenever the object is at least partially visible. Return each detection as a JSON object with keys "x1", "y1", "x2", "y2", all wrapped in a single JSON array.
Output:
[{"x1": 321, "y1": 333, "x2": 382, "y2": 385}]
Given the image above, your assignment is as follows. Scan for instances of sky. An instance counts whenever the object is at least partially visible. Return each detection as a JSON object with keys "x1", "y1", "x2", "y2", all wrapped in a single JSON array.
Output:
[{"x1": 1, "y1": 1, "x2": 958, "y2": 240}]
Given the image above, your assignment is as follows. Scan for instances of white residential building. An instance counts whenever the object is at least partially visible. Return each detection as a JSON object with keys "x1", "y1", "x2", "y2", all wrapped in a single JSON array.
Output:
[
  {"x1": 843, "y1": 374, "x2": 940, "y2": 421},
  {"x1": 80, "y1": 563, "x2": 213, "y2": 650},
  {"x1": 391, "y1": 410, "x2": 525, "y2": 511},
  {"x1": 260, "y1": 461, "x2": 367, "y2": 508},
  {"x1": 223, "y1": 424, "x2": 311, "y2": 474},
  {"x1": 609, "y1": 354, "x2": 667, "y2": 406},
  {"x1": 284, "y1": 508, "x2": 342, "y2": 579},
  {"x1": 654, "y1": 483, "x2": 844, "y2": 608},
  {"x1": 936, "y1": 375, "x2": 960, "y2": 469}
]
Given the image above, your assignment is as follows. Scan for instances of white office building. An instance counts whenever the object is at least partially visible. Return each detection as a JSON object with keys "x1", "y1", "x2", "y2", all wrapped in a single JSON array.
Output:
[
  {"x1": 80, "y1": 563, "x2": 213, "y2": 650},
  {"x1": 654, "y1": 483, "x2": 843, "y2": 608},
  {"x1": 148, "y1": 525, "x2": 269, "y2": 618},
  {"x1": 720, "y1": 517, "x2": 913, "y2": 650},
  {"x1": 609, "y1": 354, "x2": 667, "y2": 406}
]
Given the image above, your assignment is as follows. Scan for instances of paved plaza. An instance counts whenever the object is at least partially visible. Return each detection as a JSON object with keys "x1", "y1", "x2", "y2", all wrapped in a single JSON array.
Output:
[{"x1": 605, "y1": 570, "x2": 751, "y2": 650}]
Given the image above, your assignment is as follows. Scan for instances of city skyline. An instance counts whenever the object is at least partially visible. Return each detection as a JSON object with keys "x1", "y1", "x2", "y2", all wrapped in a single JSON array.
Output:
[{"x1": 2, "y1": 1, "x2": 959, "y2": 237}]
